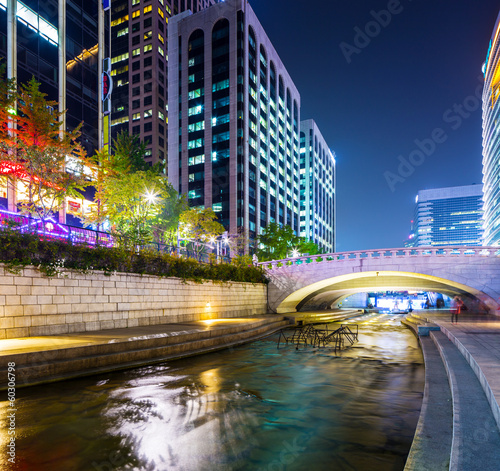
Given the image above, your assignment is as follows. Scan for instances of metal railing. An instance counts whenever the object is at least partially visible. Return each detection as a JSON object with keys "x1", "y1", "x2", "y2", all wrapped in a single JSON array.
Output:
[
  {"x1": 277, "y1": 323, "x2": 359, "y2": 352},
  {"x1": 259, "y1": 246, "x2": 500, "y2": 270},
  {"x1": 0, "y1": 209, "x2": 231, "y2": 263}
]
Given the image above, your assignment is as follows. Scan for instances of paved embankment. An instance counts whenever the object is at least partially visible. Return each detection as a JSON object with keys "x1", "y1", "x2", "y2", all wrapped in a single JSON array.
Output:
[
  {"x1": 403, "y1": 311, "x2": 500, "y2": 471},
  {"x1": 0, "y1": 316, "x2": 289, "y2": 389}
]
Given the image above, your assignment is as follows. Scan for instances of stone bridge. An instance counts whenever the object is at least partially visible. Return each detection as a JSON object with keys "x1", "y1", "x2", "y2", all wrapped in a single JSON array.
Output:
[{"x1": 258, "y1": 247, "x2": 500, "y2": 314}]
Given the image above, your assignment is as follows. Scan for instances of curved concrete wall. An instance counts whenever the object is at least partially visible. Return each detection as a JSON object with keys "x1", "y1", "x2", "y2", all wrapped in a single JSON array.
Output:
[{"x1": 0, "y1": 265, "x2": 268, "y2": 339}]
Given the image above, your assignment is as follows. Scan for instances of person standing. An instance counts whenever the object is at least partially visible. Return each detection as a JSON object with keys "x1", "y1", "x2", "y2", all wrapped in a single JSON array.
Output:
[{"x1": 450, "y1": 296, "x2": 461, "y2": 323}]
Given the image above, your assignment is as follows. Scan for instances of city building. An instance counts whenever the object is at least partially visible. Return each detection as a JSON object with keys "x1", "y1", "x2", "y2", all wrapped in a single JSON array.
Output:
[
  {"x1": 0, "y1": 0, "x2": 110, "y2": 223},
  {"x1": 412, "y1": 185, "x2": 484, "y2": 247},
  {"x1": 299, "y1": 119, "x2": 335, "y2": 253},
  {"x1": 482, "y1": 10, "x2": 500, "y2": 246},
  {"x1": 168, "y1": 0, "x2": 302, "y2": 242},
  {"x1": 109, "y1": 0, "x2": 219, "y2": 168}
]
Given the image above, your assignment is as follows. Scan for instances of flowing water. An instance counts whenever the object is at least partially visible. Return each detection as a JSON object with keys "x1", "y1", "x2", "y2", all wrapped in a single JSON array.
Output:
[{"x1": 1, "y1": 314, "x2": 424, "y2": 471}]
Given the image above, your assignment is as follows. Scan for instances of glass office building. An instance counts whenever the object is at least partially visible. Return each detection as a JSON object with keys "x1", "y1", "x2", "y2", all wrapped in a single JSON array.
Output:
[
  {"x1": 482, "y1": 10, "x2": 500, "y2": 246},
  {"x1": 412, "y1": 185, "x2": 484, "y2": 247},
  {"x1": 0, "y1": 0, "x2": 109, "y2": 221},
  {"x1": 168, "y1": 0, "x2": 302, "y2": 242},
  {"x1": 299, "y1": 119, "x2": 335, "y2": 253},
  {"x1": 110, "y1": 0, "x2": 218, "y2": 168}
]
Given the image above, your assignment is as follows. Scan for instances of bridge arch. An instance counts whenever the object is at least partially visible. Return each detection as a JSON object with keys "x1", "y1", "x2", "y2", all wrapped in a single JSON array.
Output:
[{"x1": 260, "y1": 247, "x2": 500, "y2": 314}]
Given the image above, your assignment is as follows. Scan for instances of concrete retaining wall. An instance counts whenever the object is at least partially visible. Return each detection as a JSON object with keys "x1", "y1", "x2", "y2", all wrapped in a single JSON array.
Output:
[{"x1": 0, "y1": 265, "x2": 268, "y2": 339}]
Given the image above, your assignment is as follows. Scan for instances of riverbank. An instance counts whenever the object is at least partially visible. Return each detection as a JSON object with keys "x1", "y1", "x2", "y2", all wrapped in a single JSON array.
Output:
[
  {"x1": 0, "y1": 316, "x2": 290, "y2": 390},
  {"x1": 403, "y1": 311, "x2": 500, "y2": 471}
]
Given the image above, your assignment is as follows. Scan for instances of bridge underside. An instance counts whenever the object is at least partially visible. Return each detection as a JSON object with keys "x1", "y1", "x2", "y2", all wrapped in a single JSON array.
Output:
[{"x1": 276, "y1": 271, "x2": 491, "y2": 313}]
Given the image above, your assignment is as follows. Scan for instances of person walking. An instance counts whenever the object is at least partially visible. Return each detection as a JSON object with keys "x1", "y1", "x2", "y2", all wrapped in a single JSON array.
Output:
[{"x1": 450, "y1": 296, "x2": 461, "y2": 323}]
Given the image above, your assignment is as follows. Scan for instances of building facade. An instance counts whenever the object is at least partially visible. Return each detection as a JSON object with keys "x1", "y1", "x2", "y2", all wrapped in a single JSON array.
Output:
[
  {"x1": 412, "y1": 185, "x2": 484, "y2": 247},
  {"x1": 110, "y1": 0, "x2": 218, "y2": 168},
  {"x1": 168, "y1": 0, "x2": 302, "y2": 242},
  {"x1": 299, "y1": 119, "x2": 335, "y2": 253},
  {"x1": 482, "y1": 10, "x2": 500, "y2": 246},
  {"x1": 0, "y1": 0, "x2": 109, "y2": 222}
]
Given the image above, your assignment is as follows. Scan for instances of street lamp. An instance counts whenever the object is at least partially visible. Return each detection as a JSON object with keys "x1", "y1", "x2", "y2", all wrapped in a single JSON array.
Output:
[{"x1": 143, "y1": 189, "x2": 158, "y2": 205}]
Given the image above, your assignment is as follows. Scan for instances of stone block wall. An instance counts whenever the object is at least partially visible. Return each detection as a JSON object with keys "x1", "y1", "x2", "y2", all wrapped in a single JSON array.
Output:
[{"x1": 0, "y1": 265, "x2": 268, "y2": 339}]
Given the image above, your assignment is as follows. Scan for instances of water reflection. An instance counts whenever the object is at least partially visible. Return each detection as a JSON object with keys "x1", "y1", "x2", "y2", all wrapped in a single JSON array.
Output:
[{"x1": 3, "y1": 316, "x2": 423, "y2": 471}]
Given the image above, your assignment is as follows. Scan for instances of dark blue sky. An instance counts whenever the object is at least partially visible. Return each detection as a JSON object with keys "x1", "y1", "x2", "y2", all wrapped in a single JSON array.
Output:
[{"x1": 250, "y1": 0, "x2": 499, "y2": 251}]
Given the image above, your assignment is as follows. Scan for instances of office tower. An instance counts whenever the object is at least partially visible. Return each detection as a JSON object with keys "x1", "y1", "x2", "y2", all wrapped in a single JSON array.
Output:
[
  {"x1": 412, "y1": 185, "x2": 483, "y2": 247},
  {"x1": 110, "y1": 0, "x2": 218, "y2": 168},
  {"x1": 299, "y1": 119, "x2": 335, "y2": 253},
  {"x1": 482, "y1": 11, "x2": 500, "y2": 246},
  {"x1": 168, "y1": 0, "x2": 301, "y2": 242},
  {"x1": 0, "y1": 0, "x2": 109, "y2": 222}
]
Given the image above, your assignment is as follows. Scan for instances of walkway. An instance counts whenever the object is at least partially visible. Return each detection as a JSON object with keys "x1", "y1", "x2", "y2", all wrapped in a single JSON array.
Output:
[
  {"x1": 404, "y1": 310, "x2": 500, "y2": 471},
  {"x1": 0, "y1": 316, "x2": 289, "y2": 389}
]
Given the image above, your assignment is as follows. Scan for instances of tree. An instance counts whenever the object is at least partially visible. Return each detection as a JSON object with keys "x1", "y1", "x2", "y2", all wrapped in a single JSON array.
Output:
[
  {"x1": 0, "y1": 62, "x2": 16, "y2": 144},
  {"x1": 256, "y1": 222, "x2": 321, "y2": 261},
  {"x1": 99, "y1": 170, "x2": 171, "y2": 247},
  {"x1": 112, "y1": 130, "x2": 163, "y2": 174},
  {"x1": 3, "y1": 77, "x2": 89, "y2": 224},
  {"x1": 178, "y1": 207, "x2": 225, "y2": 260}
]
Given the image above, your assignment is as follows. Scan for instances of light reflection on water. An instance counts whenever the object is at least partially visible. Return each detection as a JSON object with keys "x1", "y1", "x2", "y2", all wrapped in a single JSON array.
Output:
[{"x1": 3, "y1": 317, "x2": 424, "y2": 471}]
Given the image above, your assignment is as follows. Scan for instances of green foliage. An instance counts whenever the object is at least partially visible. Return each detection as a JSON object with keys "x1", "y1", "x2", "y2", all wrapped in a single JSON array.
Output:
[
  {"x1": 256, "y1": 222, "x2": 321, "y2": 262},
  {"x1": 179, "y1": 207, "x2": 225, "y2": 260},
  {"x1": 0, "y1": 230, "x2": 268, "y2": 284},
  {"x1": 112, "y1": 130, "x2": 164, "y2": 173}
]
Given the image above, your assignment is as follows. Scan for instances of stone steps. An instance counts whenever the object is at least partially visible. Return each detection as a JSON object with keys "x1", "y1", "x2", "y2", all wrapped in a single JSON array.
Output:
[
  {"x1": 431, "y1": 331, "x2": 500, "y2": 470},
  {"x1": 0, "y1": 317, "x2": 289, "y2": 389},
  {"x1": 403, "y1": 314, "x2": 500, "y2": 470}
]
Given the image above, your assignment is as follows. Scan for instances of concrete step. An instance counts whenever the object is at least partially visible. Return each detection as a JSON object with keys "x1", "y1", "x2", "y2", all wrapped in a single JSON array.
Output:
[
  {"x1": 431, "y1": 331, "x2": 500, "y2": 470},
  {"x1": 404, "y1": 336, "x2": 452, "y2": 471},
  {"x1": 402, "y1": 315, "x2": 440, "y2": 336},
  {"x1": 0, "y1": 317, "x2": 289, "y2": 390}
]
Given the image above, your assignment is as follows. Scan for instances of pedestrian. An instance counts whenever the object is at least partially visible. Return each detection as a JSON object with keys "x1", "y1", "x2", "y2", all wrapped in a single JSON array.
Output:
[{"x1": 450, "y1": 296, "x2": 461, "y2": 323}]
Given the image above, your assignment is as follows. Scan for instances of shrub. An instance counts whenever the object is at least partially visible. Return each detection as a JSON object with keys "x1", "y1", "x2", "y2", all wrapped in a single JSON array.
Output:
[{"x1": 0, "y1": 231, "x2": 268, "y2": 284}]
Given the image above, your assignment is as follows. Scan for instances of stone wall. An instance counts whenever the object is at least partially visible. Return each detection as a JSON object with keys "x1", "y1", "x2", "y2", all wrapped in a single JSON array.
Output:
[{"x1": 0, "y1": 265, "x2": 268, "y2": 339}]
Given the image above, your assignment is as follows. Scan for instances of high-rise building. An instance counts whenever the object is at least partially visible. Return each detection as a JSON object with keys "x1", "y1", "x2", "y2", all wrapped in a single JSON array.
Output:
[
  {"x1": 482, "y1": 10, "x2": 500, "y2": 246},
  {"x1": 299, "y1": 119, "x2": 335, "y2": 253},
  {"x1": 0, "y1": 0, "x2": 109, "y2": 222},
  {"x1": 168, "y1": 0, "x2": 302, "y2": 242},
  {"x1": 412, "y1": 185, "x2": 484, "y2": 247},
  {"x1": 109, "y1": 0, "x2": 218, "y2": 168}
]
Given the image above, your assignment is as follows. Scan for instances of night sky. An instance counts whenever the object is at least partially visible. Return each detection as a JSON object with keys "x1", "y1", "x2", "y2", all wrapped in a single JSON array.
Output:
[{"x1": 249, "y1": 0, "x2": 499, "y2": 251}]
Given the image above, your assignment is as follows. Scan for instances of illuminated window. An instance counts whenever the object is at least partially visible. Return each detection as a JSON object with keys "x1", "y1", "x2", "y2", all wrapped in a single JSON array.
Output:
[
  {"x1": 132, "y1": 0, "x2": 139, "y2": 4},
  {"x1": 111, "y1": 15, "x2": 129, "y2": 27},
  {"x1": 111, "y1": 116, "x2": 129, "y2": 126},
  {"x1": 111, "y1": 53, "x2": 129, "y2": 64},
  {"x1": 158, "y1": 33, "x2": 164, "y2": 44},
  {"x1": 132, "y1": 10, "x2": 140, "y2": 18},
  {"x1": 111, "y1": 65, "x2": 128, "y2": 76},
  {"x1": 188, "y1": 88, "x2": 203, "y2": 100},
  {"x1": 144, "y1": 109, "x2": 153, "y2": 118},
  {"x1": 117, "y1": 27, "x2": 128, "y2": 37},
  {"x1": 144, "y1": 31, "x2": 152, "y2": 39},
  {"x1": 132, "y1": 113, "x2": 140, "y2": 121},
  {"x1": 158, "y1": 7, "x2": 164, "y2": 18},
  {"x1": 158, "y1": 46, "x2": 164, "y2": 57},
  {"x1": 188, "y1": 121, "x2": 205, "y2": 132},
  {"x1": 188, "y1": 155, "x2": 205, "y2": 166},
  {"x1": 143, "y1": 5, "x2": 152, "y2": 13},
  {"x1": 144, "y1": 44, "x2": 152, "y2": 53},
  {"x1": 132, "y1": 48, "x2": 140, "y2": 56},
  {"x1": 158, "y1": 111, "x2": 165, "y2": 121}
]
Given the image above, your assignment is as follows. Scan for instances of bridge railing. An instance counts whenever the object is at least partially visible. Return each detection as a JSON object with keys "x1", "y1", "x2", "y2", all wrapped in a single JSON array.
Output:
[{"x1": 258, "y1": 246, "x2": 500, "y2": 270}]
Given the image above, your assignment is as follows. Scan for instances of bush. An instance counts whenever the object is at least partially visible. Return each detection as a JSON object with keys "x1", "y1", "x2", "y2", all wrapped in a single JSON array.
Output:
[{"x1": 0, "y1": 231, "x2": 268, "y2": 284}]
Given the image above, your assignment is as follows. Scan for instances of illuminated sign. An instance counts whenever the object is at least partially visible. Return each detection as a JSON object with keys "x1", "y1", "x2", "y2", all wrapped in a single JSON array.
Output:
[
  {"x1": 102, "y1": 0, "x2": 110, "y2": 11},
  {"x1": 102, "y1": 71, "x2": 113, "y2": 102}
]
